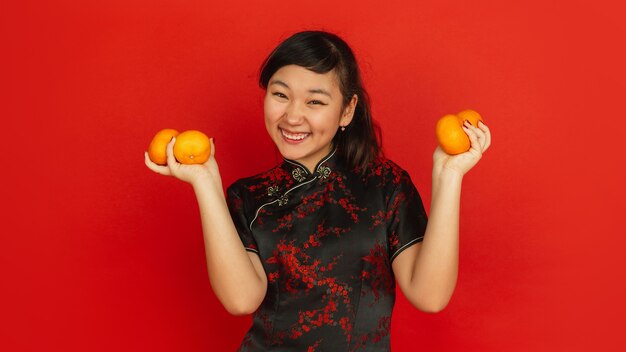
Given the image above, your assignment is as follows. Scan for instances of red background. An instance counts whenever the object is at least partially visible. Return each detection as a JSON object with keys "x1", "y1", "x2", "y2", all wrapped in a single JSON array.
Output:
[{"x1": 2, "y1": 0, "x2": 624, "y2": 351}]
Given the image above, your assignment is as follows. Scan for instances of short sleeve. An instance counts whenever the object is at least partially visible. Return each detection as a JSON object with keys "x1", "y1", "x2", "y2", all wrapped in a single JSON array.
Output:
[
  {"x1": 387, "y1": 171, "x2": 428, "y2": 263},
  {"x1": 226, "y1": 184, "x2": 260, "y2": 255}
]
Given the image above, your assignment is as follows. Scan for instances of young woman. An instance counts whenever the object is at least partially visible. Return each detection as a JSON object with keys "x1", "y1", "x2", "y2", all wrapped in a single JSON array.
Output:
[{"x1": 145, "y1": 30, "x2": 491, "y2": 351}]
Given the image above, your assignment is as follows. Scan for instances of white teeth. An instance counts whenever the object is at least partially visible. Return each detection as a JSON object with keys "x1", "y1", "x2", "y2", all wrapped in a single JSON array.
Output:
[{"x1": 281, "y1": 129, "x2": 309, "y2": 140}]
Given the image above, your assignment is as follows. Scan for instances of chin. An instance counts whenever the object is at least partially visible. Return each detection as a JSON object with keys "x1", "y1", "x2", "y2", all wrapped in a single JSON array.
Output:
[{"x1": 273, "y1": 136, "x2": 303, "y2": 158}]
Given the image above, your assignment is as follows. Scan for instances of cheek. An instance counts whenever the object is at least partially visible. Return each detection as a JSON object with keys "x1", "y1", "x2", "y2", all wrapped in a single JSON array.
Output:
[
  {"x1": 311, "y1": 111, "x2": 342, "y2": 134},
  {"x1": 263, "y1": 100, "x2": 283, "y2": 125}
]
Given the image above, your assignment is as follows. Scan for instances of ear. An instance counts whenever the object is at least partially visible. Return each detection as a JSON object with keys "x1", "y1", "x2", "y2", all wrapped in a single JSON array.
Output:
[{"x1": 340, "y1": 94, "x2": 358, "y2": 127}]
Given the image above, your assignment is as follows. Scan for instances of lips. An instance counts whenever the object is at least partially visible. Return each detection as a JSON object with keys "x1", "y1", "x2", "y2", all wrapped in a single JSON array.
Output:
[{"x1": 280, "y1": 128, "x2": 310, "y2": 141}]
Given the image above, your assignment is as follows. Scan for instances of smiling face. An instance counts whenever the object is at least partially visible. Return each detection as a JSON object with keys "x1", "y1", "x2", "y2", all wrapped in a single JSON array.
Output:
[{"x1": 264, "y1": 65, "x2": 357, "y2": 172}]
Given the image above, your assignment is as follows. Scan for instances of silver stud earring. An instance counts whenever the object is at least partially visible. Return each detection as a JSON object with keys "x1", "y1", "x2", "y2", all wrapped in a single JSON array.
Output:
[{"x1": 341, "y1": 126, "x2": 346, "y2": 132}]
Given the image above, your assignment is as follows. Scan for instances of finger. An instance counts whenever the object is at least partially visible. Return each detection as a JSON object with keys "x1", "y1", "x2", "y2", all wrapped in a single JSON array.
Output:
[
  {"x1": 166, "y1": 137, "x2": 178, "y2": 169},
  {"x1": 469, "y1": 121, "x2": 487, "y2": 150},
  {"x1": 462, "y1": 123, "x2": 483, "y2": 155},
  {"x1": 464, "y1": 121, "x2": 486, "y2": 151},
  {"x1": 144, "y1": 151, "x2": 172, "y2": 176},
  {"x1": 202, "y1": 137, "x2": 216, "y2": 167},
  {"x1": 478, "y1": 121, "x2": 491, "y2": 152}
]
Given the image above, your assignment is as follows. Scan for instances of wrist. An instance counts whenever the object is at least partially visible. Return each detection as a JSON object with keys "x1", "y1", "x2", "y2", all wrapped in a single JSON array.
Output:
[
  {"x1": 432, "y1": 167, "x2": 463, "y2": 187},
  {"x1": 192, "y1": 174, "x2": 222, "y2": 193}
]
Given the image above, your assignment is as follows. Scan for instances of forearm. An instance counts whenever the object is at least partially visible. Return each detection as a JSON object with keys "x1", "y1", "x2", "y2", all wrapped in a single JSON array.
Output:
[
  {"x1": 192, "y1": 179, "x2": 265, "y2": 314},
  {"x1": 411, "y1": 169, "x2": 463, "y2": 310}
]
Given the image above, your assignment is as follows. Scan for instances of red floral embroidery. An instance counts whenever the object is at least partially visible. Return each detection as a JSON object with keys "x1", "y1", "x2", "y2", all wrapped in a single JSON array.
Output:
[{"x1": 229, "y1": 152, "x2": 428, "y2": 351}]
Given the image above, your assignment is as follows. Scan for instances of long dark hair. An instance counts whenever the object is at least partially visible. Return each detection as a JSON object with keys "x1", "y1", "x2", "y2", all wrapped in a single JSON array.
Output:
[{"x1": 259, "y1": 30, "x2": 381, "y2": 172}]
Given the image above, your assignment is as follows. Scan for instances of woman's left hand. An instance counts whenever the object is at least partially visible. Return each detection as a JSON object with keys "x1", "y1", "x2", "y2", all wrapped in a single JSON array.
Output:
[{"x1": 433, "y1": 120, "x2": 492, "y2": 177}]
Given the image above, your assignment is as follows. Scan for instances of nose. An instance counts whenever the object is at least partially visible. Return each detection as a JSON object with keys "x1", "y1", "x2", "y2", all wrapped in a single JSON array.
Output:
[{"x1": 284, "y1": 100, "x2": 305, "y2": 125}]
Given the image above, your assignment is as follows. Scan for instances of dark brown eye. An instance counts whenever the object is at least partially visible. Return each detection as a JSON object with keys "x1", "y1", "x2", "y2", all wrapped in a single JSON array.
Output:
[{"x1": 272, "y1": 92, "x2": 287, "y2": 99}]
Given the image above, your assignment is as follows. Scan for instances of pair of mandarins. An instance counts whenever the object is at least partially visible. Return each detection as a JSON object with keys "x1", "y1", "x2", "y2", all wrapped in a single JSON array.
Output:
[
  {"x1": 436, "y1": 109, "x2": 484, "y2": 155},
  {"x1": 147, "y1": 129, "x2": 211, "y2": 165}
]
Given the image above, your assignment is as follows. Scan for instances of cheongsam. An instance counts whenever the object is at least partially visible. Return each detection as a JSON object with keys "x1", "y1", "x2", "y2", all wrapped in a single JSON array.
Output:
[{"x1": 226, "y1": 147, "x2": 428, "y2": 351}]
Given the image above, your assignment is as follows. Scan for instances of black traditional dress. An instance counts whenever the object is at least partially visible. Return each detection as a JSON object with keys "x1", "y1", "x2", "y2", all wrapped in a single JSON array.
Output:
[{"x1": 226, "y1": 147, "x2": 428, "y2": 351}]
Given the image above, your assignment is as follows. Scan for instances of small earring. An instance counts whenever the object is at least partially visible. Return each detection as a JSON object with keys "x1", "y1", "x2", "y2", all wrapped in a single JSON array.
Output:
[{"x1": 341, "y1": 126, "x2": 346, "y2": 132}]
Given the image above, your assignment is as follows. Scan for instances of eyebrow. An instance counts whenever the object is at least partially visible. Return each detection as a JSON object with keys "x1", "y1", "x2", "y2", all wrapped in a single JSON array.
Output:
[{"x1": 269, "y1": 79, "x2": 333, "y2": 98}]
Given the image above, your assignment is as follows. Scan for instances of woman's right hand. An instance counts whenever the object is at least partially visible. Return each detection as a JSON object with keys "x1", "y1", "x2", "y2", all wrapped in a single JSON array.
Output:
[{"x1": 144, "y1": 137, "x2": 222, "y2": 189}]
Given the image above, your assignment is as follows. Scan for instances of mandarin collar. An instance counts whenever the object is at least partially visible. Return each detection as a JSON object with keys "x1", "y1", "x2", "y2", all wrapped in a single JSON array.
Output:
[{"x1": 283, "y1": 147, "x2": 339, "y2": 182}]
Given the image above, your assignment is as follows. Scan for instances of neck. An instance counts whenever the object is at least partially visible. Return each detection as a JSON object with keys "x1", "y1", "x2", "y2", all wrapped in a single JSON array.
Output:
[{"x1": 284, "y1": 146, "x2": 337, "y2": 175}]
